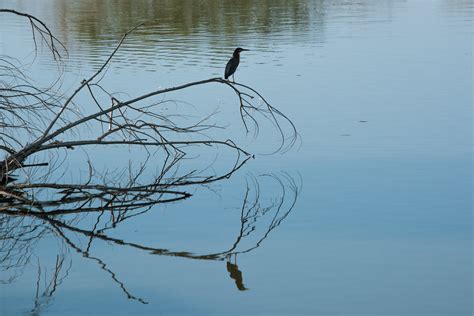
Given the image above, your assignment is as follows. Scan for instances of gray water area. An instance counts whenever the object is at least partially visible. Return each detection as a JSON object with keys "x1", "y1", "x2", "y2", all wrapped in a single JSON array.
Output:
[{"x1": 0, "y1": 1, "x2": 472, "y2": 315}]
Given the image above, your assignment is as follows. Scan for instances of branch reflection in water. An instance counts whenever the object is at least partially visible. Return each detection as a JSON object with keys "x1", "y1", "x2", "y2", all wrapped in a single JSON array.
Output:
[
  {"x1": 0, "y1": 172, "x2": 299, "y2": 308},
  {"x1": 0, "y1": 10, "x2": 300, "y2": 312}
]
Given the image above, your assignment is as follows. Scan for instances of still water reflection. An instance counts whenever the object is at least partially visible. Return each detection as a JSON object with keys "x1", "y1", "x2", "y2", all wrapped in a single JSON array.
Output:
[{"x1": 1, "y1": 0, "x2": 473, "y2": 315}]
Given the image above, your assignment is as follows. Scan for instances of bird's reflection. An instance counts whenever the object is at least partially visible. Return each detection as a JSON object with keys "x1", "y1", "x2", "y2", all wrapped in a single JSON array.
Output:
[
  {"x1": 226, "y1": 255, "x2": 248, "y2": 291},
  {"x1": 0, "y1": 172, "x2": 299, "y2": 309}
]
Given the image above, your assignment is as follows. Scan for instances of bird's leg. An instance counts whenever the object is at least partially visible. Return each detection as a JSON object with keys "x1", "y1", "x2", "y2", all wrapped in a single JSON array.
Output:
[{"x1": 232, "y1": 74, "x2": 235, "y2": 83}]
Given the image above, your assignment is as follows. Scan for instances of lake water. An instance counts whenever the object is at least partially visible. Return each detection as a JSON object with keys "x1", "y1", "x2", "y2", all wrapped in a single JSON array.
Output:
[{"x1": 0, "y1": 1, "x2": 472, "y2": 315}]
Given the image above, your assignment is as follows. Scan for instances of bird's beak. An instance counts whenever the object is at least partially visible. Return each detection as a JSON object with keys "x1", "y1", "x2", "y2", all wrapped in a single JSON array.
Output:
[{"x1": 241, "y1": 49, "x2": 250, "y2": 51}]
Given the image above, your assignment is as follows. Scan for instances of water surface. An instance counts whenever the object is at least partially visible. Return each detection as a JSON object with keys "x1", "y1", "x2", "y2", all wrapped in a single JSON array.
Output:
[{"x1": 0, "y1": 1, "x2": 472, "y2": 315}]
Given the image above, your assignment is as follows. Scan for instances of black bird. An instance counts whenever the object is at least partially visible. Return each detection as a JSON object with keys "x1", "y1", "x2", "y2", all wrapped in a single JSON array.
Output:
[{"x1": 225, "y1": 47, "x2": 249, "y2": 82}]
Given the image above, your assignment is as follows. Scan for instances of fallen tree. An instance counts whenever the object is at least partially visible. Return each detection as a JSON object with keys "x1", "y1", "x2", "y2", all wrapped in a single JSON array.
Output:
[
  {"x1": 0, "y1": 9, "x2": 297, "y2": 201},
  {"x1": 0, "y1": 9, "x2": 300, "y2": 306}
]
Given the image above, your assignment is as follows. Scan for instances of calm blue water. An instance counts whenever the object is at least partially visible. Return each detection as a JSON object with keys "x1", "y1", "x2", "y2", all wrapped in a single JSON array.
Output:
[{"x1": 0, "y1": 1, "x2": 472, "y2": 315}]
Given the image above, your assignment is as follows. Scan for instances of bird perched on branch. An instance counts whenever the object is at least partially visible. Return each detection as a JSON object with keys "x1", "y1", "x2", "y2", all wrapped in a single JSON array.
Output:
[{"x1": 225, "y1": 47, "x2": 249, "y2": 83}]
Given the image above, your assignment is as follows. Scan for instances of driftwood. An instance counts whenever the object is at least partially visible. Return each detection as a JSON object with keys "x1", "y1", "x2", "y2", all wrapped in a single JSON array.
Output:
[{"x1": 0, "y1": 10, "x2": 297, "y2": 183}]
